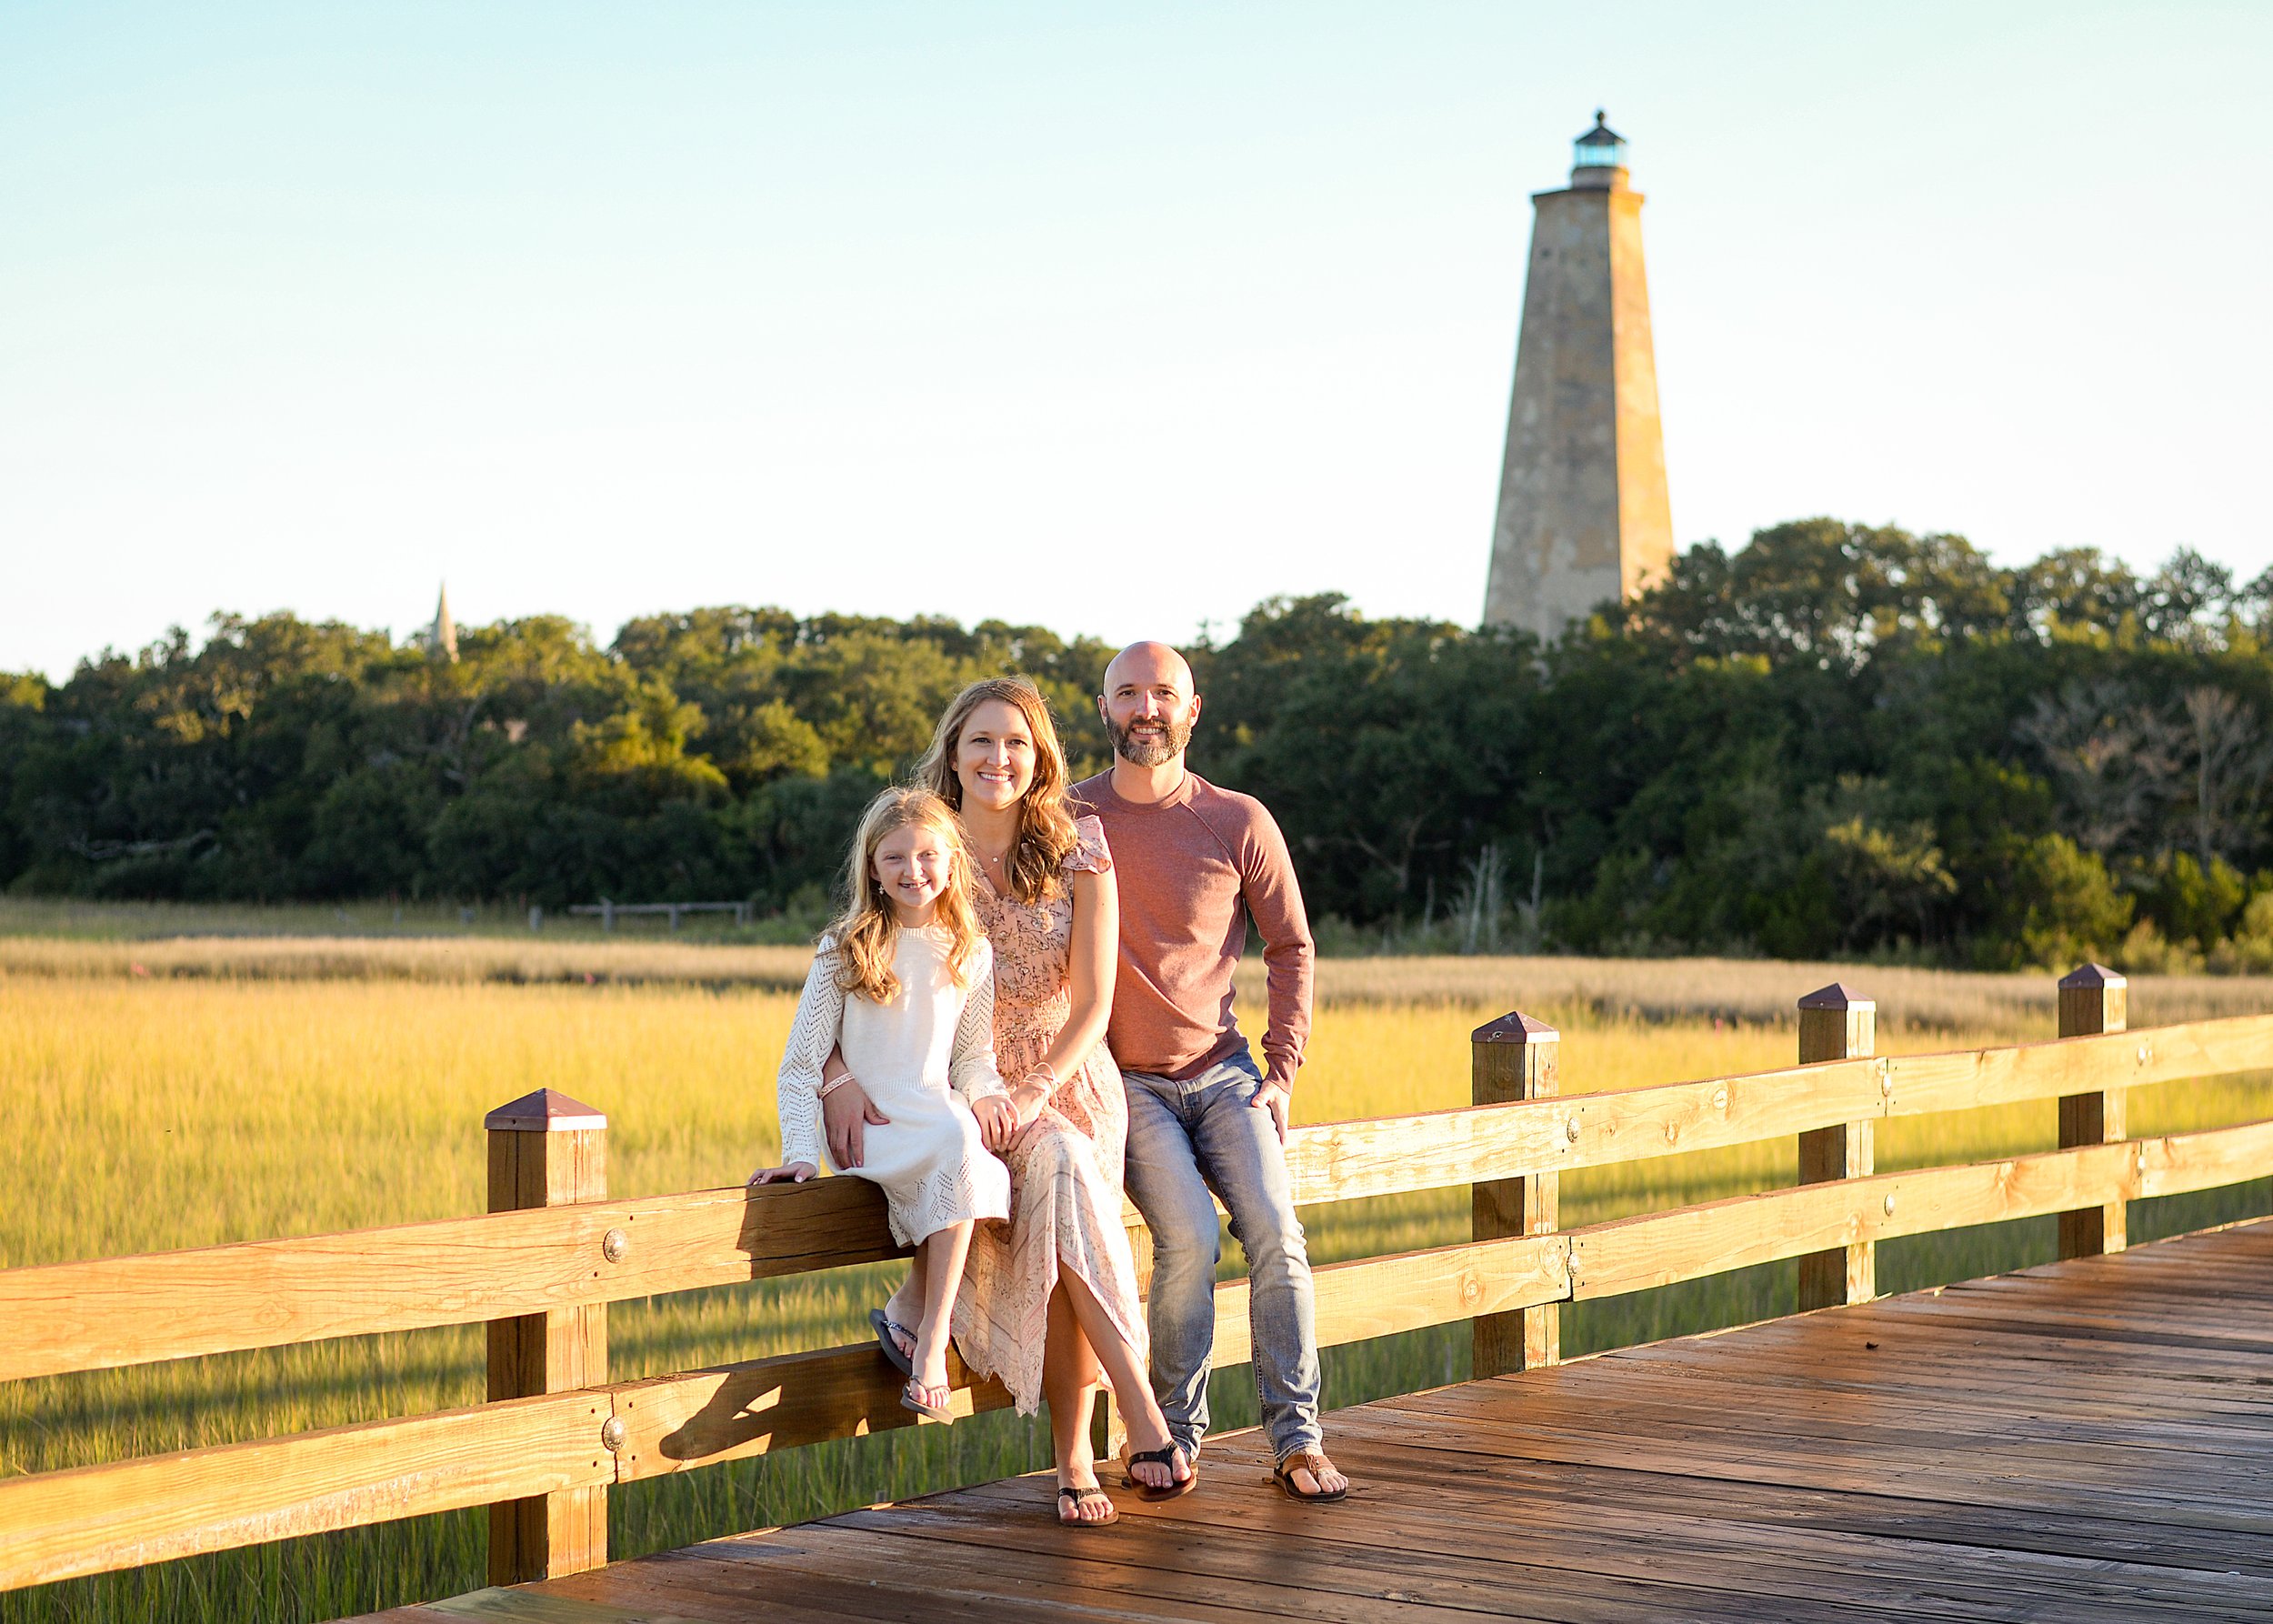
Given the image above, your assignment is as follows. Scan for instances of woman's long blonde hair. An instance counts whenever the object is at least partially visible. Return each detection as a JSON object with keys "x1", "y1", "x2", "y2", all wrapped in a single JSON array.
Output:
[
  {"x1": 915, "y1": 677, "x2": 1077, "y2": 906},
  {"x1": 826, "y1": 786, "x2": 986, "y2": 1004}
]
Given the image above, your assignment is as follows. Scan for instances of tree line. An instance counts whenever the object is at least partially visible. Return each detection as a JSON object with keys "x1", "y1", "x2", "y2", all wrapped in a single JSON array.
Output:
[{"x1": 5, "y1": 518, "x2": 2271, "y2": 971}]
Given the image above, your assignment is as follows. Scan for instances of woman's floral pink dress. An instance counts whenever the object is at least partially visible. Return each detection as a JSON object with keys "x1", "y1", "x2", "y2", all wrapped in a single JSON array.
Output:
[{"x1": 950, "y1": 814, "x2": 1147, "y2": 1414}]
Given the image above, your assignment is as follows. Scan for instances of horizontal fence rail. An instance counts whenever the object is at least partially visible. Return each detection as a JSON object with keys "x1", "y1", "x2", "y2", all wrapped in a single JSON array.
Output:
[{"x1": 3, "y1": 968, "x2": 2268, "y2": 1594}]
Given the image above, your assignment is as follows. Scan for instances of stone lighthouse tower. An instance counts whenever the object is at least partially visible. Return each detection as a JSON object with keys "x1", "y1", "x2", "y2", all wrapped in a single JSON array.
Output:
[{"x1": 1483, "y1": 112, "x2": 1674, "y2": 638}]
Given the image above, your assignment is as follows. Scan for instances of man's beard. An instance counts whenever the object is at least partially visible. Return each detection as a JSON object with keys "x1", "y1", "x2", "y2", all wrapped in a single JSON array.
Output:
[{"x1": 1108, "y1": 713, "x2": 1192, "y2": 767}]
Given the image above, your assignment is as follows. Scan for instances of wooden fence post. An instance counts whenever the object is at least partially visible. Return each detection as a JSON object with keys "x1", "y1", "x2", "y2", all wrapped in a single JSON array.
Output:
[
  {"x1": 1796, "y1": 983, "x2": 1876, "y2": 1311},
  {"x1": 1472, "y1": 1012, "x2": 1558, "y2": 1377},
  {"x1": 2057, "y1": 963, "x2": 2128, "y2": 1259},
  {"x1": 486, "y1": 1088, "x2": 609, "y2": 1584}
]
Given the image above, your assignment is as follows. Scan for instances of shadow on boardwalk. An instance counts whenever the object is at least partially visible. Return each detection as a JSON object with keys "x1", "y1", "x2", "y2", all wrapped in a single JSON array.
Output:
[{"x1": 367, "y1": 1218, "x2": 2273, "y2": 1623}]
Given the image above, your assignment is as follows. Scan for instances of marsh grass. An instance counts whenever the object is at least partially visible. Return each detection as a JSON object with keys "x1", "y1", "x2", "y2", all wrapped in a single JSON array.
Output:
[
  {"x1": 3, "y1": 971, "x2": 2269, "y2": 1622},
  {"x1": 9, "y1": 914, "x2": 2271, "y2": 1034}
]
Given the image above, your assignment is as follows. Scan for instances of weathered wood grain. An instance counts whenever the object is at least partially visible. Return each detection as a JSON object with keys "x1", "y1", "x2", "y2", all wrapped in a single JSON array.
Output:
[
  {"x1": 0, "y1": 1177, "x2": 901, "y2": 1382},
  {"x1": 0, "y1": 1389, "x2": 611, "y2": 1591},
  {"x1": 1215, "y1": 1231, "x2": 1570, "y2": 1371},
  {"x1": 1572, "y1": 1117, "x2": 2273, "y2": 1298}
]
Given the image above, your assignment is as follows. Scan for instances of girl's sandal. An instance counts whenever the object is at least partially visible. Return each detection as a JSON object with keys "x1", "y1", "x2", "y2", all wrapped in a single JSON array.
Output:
[
  {"x1": 899, "y1": 1378, "x2": 955, "y2": 1423},
  {"x1": 1118, "y1": 1439, "x2": 1197, "y2": 1501},
  {"x1": 1056, "y1": 1485, "x2": 1118, "y2": 1528},
  {"x1": 1273, "y1": 1449, "x2": 1349, "y2": 1503},
  {"x1": 868, "y1": 1308, "x2": 916, "y2": 1378}
]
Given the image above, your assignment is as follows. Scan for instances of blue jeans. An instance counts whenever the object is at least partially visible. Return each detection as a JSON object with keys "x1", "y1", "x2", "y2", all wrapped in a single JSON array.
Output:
[{"x1": 1121, "y1": 1043, "x2": 1322, "y2": 1463}]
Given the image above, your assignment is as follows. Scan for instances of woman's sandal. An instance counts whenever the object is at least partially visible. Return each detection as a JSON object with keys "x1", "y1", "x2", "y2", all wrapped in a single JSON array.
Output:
[
  {"x1": 1118, "y1": 1439, "x2": 1197, "y2": 1501},
  {"x1": 899, "y1": 1378, "x2": 955, "y2": 1423},
  {"x1": 868, "y1": 1308, "x2": 916, "y2": 1378},
  {"x1": 1056, "y1": 1484, "x2": 1118, "y2": 1528},
  {"x1": 1273, "y1": 1449, "x2": 1349, "y2": 1503}
]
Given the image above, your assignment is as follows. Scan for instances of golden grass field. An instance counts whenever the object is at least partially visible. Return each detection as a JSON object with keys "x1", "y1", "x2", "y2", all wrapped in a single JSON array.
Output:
[{"x1": 4, "y1": 947, "x2": 2271, "y2": 1622}]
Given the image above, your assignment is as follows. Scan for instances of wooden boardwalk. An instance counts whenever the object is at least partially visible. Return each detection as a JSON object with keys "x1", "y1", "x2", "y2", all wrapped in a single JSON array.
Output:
[{"x1": 374, "y1": 1218, "x2": 2273, "y2": 1624}]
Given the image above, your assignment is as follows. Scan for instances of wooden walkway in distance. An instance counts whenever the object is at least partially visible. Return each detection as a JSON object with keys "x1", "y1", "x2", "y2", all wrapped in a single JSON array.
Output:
[{"x1": 378, "y1": 1219, "x2": 2273, "y2": 1624}]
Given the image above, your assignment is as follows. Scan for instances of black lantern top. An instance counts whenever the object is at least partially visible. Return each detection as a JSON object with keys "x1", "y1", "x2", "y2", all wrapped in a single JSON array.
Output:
[{"x1": 1573, "y1": 110, "x2": 1627, "y2": 172}]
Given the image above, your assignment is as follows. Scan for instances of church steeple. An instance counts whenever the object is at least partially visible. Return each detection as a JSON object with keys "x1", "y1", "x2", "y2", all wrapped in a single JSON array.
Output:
[{"x1": 431, "y1": 585, "x2": 459, "y2": 663}]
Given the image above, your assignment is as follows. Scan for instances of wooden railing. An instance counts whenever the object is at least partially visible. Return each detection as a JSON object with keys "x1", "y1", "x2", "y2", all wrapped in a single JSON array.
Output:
[{"x1": 5, "y1": 964, "x2": 2270, "y2": 1594}]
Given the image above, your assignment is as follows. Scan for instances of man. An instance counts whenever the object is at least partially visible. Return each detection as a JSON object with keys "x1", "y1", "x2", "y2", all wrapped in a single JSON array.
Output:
[{"x1": 1069, "y1": 640, "x2": 1350, "y2": 1502}]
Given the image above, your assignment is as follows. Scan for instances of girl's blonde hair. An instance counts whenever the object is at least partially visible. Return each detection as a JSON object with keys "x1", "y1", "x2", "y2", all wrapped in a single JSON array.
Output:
[
  {"x1": 914, "y1": 677, "x2": 1077, "y2": 907},
  {"x1": 827, "y1": 785, "x2": 986, "y2": 1004}
]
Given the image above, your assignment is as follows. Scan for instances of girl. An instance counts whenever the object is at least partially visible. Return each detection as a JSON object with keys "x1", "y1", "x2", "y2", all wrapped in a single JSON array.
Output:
[{"x1": 750, "y1": 785, "x2": 1016, "y2": 1422}]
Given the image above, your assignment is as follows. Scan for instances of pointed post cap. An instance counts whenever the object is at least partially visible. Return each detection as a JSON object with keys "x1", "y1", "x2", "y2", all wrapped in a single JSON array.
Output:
[
  {"x1": 1797, "y1": 982, "x2": 1875, "y2": 1011},
  {"x1": 1473, "y1": 1011, "x2": 1559, "y2": 1045},
  {"x1": 485, "y1": 1088, "x2": 606, "y2": 1132},
  {"x1": 2058, "y1": 963, "x2": 2127, "y2": 990}
]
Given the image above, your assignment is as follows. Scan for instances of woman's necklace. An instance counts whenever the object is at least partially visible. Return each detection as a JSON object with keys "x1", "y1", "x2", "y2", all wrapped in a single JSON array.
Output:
[{"x1": 975, "y1": 839, "x2": 1014, "y2": 886}]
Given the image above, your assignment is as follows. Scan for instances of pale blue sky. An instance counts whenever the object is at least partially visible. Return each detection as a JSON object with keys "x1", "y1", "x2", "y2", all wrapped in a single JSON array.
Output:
[{"x1": 4, "y1": 2, "x2": 2268, "y2": 679}]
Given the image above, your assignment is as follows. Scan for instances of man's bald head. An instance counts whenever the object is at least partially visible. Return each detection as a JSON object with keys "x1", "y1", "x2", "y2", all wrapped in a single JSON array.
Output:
[
  {"x1": 1101, "y1": 640, "x2": 1194, "y2": 700},
  {"x1": 1099, "y1": 641, "x2": 1202, "y2": 770}
]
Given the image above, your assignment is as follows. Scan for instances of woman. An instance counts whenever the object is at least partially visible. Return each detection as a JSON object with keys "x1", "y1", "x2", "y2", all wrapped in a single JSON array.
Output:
[{"x1": 817, "y1": 677, "x2": 1188, "y2": 1523}]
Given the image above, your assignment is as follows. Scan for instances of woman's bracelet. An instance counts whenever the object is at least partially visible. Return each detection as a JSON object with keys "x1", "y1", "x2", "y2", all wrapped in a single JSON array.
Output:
[
  {"x1": 1023, "y1": 1062, "x2": 1057, "y2": 1093},
  {"x1": 818, "y1": 1072, "x2": 856, "y2": 1101}
]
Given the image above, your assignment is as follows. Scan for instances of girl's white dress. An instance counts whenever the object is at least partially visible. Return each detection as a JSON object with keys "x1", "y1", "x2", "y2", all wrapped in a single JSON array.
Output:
[{"x1": 776, "y1": 926, "x2": 1012, "y2": 1246}]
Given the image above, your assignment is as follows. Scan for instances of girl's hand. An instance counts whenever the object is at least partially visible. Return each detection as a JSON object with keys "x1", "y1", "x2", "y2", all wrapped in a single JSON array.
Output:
[
  {"x1": 971, "y1": 1093, "x2": 1017, "y2": 1151},
  {"x1": 749, "y1": 1162, "x2": 818, "y2": 1185}
]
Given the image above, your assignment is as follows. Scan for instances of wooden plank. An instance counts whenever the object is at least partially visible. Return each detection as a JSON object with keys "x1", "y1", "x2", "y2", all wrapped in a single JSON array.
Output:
[
  {"x1": 1570, "y1": 1118, "x2": 2273, "y2": 1298},
  {"x1": 1333, "y1": 1429, "x2": 2273, "y2": 1579},
  {"x1": 836, "y1": 1489, "x2": 1932, "y2": 1624},
  {"x1": 0, "y1": 1177, "x2": 901, "y2": 1382},
  {"x1": 1224, "y1": 1231, "x2": 1568, "y2": 1368},
  {"x1": 1368, "y1": 1389, "x2": 2273, "y2": 1535},
  {"x1": 0, "y1": 1389, "x2": 610, "y2": 1590},
  {"x1": 1287, "y1": 1058, "x2": 1889, "y2": 1203},
  {"x1": 1883, "y1": 1013, "x2": 2273, "y2": 1117},
  {"x1": 1096, "y1": 1449, "x2": 2268, "y2": 1623}
]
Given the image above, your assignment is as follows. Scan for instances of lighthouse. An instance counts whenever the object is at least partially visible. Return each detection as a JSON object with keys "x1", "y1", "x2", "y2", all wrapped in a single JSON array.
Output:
[{"x1": 1483, "y1": 112, "x2": 1675, "y2": 639}]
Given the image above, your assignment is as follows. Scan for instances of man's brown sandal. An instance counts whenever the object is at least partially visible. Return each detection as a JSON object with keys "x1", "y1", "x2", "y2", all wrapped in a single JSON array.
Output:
[
  {"x1": 1118, "y1": 1439, "x2": 1197, "y2": 1501},
  {"x1": 1056, "y1": 1485, "x2": 1118, "y2": 1527},
  {"x1": 1274, "y1": 1449, "x2": 1349, "y2": 1502}
]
